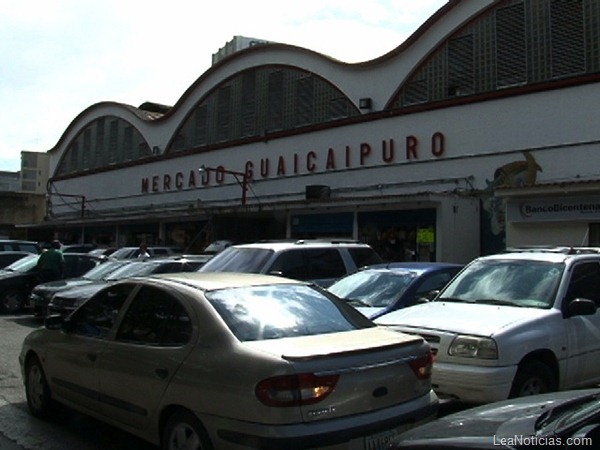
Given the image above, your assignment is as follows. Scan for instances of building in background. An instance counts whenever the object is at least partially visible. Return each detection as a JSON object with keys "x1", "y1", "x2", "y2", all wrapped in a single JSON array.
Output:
[
  {"x1": 212, "y1": 36, "x2": 273, "y2": 65},
  {"x1": 0, "y1": 171, "x2": 20, "y2": 192},
  {"x1": 0, "y1": 151, "x2": 49, "y2": 240},
  {"x1": 33, "y1": 0, "x2": 600, "y2": 260},
  {"x1": 20, "y1": 151, "x2": 50, "y2": 194}
]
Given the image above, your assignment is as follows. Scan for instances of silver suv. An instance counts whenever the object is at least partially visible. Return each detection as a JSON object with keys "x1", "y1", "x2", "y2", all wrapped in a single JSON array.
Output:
[{"x1": 199, "y1": 239, "x2": 382, "y2": 287}]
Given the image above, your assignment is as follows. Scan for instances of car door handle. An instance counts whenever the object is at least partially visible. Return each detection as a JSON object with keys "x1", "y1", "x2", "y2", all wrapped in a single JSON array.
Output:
[
  {"x1": 155, "y1": 368, "x2": 169, "y2": 379},
  {"x1": 87, "y1": 353, "x2": 97, "y2": 362}
]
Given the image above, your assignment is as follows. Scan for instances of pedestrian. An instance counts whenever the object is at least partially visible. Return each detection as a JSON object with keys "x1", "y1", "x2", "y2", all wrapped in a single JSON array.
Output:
[
  {"x1": 138, "y1": 243, "x2": 150, "y2": 258},
  {"x1": 37, "y1": 240, "x2": 65, "y2": 282}
]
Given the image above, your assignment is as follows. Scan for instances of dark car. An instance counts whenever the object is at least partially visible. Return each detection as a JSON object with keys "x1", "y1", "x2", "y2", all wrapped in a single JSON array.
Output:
[
  {"x1": 389, "y1": 388, "x2": 600, "y2": 449},
  {"x1": 0, "y1": 253, "x2": 106, "y2": 313},
  {"x1": 47, "y1": 256, "x2": 208, "y2": 317},
  {"x1": 328, "y1": 262, "x2": 463, "y2": 319},
  {"x1": 26, "y1": 259, "x2": 131, "y2": 318},
  {"x1": 0, "y1": 251, "x2": 32, "y2": 269},
  {"x1": 0, "y1": 239, "x2": 40, "y2": 254}
]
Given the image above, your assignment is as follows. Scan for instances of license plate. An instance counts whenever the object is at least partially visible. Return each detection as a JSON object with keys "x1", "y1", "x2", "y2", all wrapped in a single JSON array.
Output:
[{"x1": 364, "y1": 425, "x2": 408, "y2": 450}]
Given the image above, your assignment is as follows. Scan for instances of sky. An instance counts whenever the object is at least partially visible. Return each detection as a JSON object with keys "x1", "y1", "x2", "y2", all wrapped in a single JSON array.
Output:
[{"x1": 0, "y1": 0, "x2": 448, "y2": 172}]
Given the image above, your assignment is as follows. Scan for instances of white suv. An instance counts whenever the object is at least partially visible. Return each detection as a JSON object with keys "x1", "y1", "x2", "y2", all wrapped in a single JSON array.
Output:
[
  {"x1": 376, "y1": 247, "x2": 600, "y2": 403},
  {"x1": 199, "y1": 239, "x2": 382, "y2": 287}
]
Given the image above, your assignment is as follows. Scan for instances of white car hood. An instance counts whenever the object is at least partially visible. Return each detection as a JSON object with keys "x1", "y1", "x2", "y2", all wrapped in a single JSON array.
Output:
[{"x1": 375, "y1": 301, "x2": 554, "y2": 337}]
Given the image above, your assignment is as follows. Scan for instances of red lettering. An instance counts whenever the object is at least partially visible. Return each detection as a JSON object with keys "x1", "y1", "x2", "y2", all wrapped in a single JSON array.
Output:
[
  {"x1": 260, "y1": 158, "x2": 270, "y2": 177},
  {"x1": 277, "y1": 156, "x2": 286, "y2": 176},
  {"x1": 382, "y1": 139, "x2": 394, "y2": 163},
  {"x1": 360, "y1": 143, "x2": 371, "y2": 166},
  {"x1": 245, "y1": 161, "x2": 254, "y2": 180},
  {"x1": 345, "y1": 146, "x2": 351, "y2": 168},
  {"x1": 406, "y1": 136, "x2": 418, "y2": 159},
  {"x1": 163, "y1": 174, "x2": 172, "y2": 190},
  {"x1": 307, "y1": 151, "x2": 317, "y2": 172},
  {"x1": 141, "y1": 178, "x2": 150, "y2": 193},
  {"x1": 294, "y1": 153, "x2": 299, "y2": 174},
  {"x1": 201, "y1": 170, "x2": 210, "y2": 186},
  {"x1": 175, "y1": 172, "x2": 184, "y2": 189},
  {"x1": 188, "y1": 170, "x2": 197, "y2": 188},
  {"x1": 432, "y1": 132, "x2": 445, "y2": 157},
  {"x1": 152, "y1": 176, "x2": 159, "y2": 192},
  {"x1": 326, "y1": 148, "x2": 336, "y2": 170}
]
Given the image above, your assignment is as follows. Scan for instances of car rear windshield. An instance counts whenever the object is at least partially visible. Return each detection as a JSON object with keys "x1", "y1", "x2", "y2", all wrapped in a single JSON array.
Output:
[
  {"x1": 200, "y1": 247, "x2": 273, "y2": 273},
  {"x1": 206, "y1": 284, "x2": 373, "y2": 341}
]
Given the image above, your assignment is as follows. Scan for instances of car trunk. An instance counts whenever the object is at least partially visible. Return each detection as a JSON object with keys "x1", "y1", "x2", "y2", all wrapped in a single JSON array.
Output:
[{"x1": 246, "y1": 327, "x2": 431, "y2": 423}]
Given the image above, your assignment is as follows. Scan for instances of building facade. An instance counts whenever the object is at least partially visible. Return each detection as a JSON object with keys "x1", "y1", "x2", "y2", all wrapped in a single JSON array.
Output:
[{"x1": 41, "y1": 0, "x2": 600, "y2": 262}]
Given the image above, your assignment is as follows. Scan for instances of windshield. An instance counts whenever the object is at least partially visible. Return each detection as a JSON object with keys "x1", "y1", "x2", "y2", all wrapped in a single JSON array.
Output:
[
  {"x1": 4, "y1": 254, "x2": 39, "y2": 272},
  {"x1": 328, "y1": 270, "x2": 415, "y2": 307},
  {"x1": 83, "y1": 260, "x2": 129, "y2": 280},
  {"x1": 200, "y1": 247, "x2": 273, "y2": 273},
  {"x1": 207, "y1": 284, "x2": 373, "y2": 342},
  {"x1": 439, "y1": 259, "x2": 563, "y2": 308},
  {"x1": 537, "y1": 392, "x2": 600, "y2": 434},
  {"x1": 104, "y1": 261, "x2": 163, "y2": 280}
]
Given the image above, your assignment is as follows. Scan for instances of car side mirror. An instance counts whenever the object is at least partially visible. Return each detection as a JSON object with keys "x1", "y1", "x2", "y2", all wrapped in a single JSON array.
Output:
[
  {"x1": 44, "y1": 314, "x2": 64, "y2": 330},
  {"x1": 567, "y1": 298, "x2": 597, "y2": 317},
  {"x1": 45, "y1": 314, "x2": 75, "y2": 332}
]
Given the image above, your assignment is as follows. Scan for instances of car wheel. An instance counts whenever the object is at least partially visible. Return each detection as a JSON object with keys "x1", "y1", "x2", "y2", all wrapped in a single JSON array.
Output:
[
  {"x1": 25, "y1": 356, "x2": 53, "y2": 418},
  {"x1": 1, "y1": 289, "x2": 24, "y2": 313},
  {"x1": 509, "y1": 360, "x2": 556, "y2": 398},
  {"x1": 162, "y1": 411, "x2": 213, "y2": 450}
]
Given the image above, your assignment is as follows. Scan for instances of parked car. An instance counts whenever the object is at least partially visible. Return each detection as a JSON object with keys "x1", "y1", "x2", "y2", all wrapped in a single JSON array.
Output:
[
  {"x1": 389, "y1": 388, "x2": 600, "y2": 449},
  {"x1": 203, "y1": 239, "x2": 234, "y2": 254},
  {"x1": 0, "y1": 253, "x2": 106, "y2": 313},
  {"x1": 110, "y1": 246, "x2": 182, "y2": 259},
  {"x1": 0, "y1": 239, "x2": 40, "y2": 254},
  {"x1": 26, "y1": 259, "x2": 131, "y2": 318},
  {"x1": 46, "y1": 256, "x2": 209, "y2": 317},
  {"x1": 20, "y1": 272, "x2": 438, "y2": 449},
  {"x1": 199, "y1": 239, "x2": 382, "y2": 287},
  {"x1": 87, "y1": 247, "x2": 118, "y2": 257},
  {"x1": 376, "y1": 247, "x2": 600, "y2": 404},
  {"x1": 328, "y1": 262, "x2": 463, "y2": 319},
  {"x1": 0, "y1": 251, "x2": 32, "y2": 269},
  {"x1": 61, "y1": 243, "x2": 97, "y2": 253}
]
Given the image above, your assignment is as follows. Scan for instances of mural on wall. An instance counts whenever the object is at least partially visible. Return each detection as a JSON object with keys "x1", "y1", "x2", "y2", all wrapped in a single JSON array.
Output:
[{"x1": 481, "y1": 152, "x2": 543, "y2": 254}]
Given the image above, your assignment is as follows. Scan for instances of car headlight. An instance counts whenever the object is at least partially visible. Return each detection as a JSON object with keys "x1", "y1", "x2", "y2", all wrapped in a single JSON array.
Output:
[{"x1": 448, "y1": 335, "x2": 498, "y2": 359}]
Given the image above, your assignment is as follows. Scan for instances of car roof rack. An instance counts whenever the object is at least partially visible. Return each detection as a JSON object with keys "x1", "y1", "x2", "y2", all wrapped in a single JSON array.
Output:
[
  {"x1": 256, "y1": 238, "x2": 360, "y2": 245},
  {"x1": 504, "y1": 246, "x2": 600, "y2": 255}
]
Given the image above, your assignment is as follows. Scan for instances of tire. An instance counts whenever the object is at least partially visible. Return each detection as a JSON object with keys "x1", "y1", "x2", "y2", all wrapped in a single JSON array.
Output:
[
  {"x1": 509, "y1": 360, "x2": 557, "y2": 398},
  {"x1": 1, "y1": 289, "x2": 24, "y2": 313},
  {"x1": 162, "y1": 411, "x2": 213, "y2": 450},
  {"x1": 25, "y1": 356, "x2": 53, "y2": 418}
]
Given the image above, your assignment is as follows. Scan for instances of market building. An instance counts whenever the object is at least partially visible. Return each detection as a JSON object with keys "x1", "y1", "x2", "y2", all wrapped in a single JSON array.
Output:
[{"x1": 40, "y1": 0, "x2": 600, "y2": 262}]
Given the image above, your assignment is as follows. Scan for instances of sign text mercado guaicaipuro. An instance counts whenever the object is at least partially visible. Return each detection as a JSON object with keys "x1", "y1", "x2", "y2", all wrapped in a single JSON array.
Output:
[{"x1": 141, "y1": 133, "x2": 445, "y2": 193}]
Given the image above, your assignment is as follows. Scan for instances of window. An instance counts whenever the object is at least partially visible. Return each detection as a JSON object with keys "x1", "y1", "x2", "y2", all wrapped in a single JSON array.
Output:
[
  {"x1": 206, "y1": 284, "x2": 373, "y2": 342},
  {"x1": 116, "y1": 286, "x2": 192, "y2": 346},
  {"x1": 565, "y1": 262, "x2": 600, "y2": 306},
  {"x1": 306, "y1": 249, "x2": 346, "y2": 280},
  {"x1": 270, "y1": 250, "x2": 307, "y2": 279},
  {"x1": 70, "y1": 283, "x2": 135, "y2": 339}
]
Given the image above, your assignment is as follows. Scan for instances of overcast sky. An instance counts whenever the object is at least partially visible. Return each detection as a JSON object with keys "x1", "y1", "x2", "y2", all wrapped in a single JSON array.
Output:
[{"x1": 0, "y1": 0, "x2": 447, "y2": 172}]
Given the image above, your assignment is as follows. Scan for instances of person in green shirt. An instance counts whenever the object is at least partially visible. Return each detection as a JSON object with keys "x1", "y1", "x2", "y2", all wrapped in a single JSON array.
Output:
[{"x1": 37, "y1": 240, "x2": 65, "y2": 282}]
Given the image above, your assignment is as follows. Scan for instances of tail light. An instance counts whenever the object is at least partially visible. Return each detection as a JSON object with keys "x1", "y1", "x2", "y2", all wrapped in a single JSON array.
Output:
[
  {"x1": 255, "y1": 373, "x2": 339, "y2": 407},
  {"x1": 408, "y1": 351, "x2": 433, "y2": 380}
]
